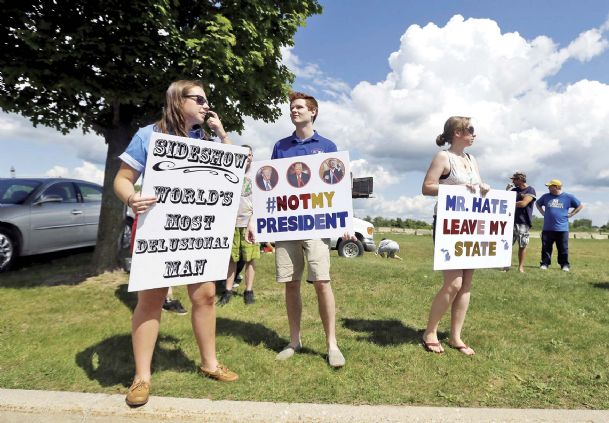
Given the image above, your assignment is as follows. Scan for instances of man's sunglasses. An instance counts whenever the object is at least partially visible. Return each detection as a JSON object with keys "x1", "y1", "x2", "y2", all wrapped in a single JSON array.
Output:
[{"x1": 184, "y1": 95, "x2": 208, "y2": 106}]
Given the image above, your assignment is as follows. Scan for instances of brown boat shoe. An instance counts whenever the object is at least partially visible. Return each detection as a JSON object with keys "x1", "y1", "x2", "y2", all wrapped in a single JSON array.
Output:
[
  {"x1": 198, "y1": 363, "x2": 239, "y2": 382},
  {"x1": 125, "y1": 379, "x2": 150, "y2": 407}
]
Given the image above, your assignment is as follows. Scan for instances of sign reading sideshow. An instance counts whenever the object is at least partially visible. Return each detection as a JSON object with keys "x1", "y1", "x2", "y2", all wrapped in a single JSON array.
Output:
[
  {"x1": 251, "y1": 151, "x2": 353, "y2": 242},
  {"x1": 128, "y1": 133, "x2": 248, "y2": 291},
  {"x1": 434, "y1": 185, "x2": 516, "y2": 270}
]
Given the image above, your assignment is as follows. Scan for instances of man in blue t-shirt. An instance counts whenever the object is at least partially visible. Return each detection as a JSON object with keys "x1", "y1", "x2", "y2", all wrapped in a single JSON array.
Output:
[
  {"x1": 535, "y1": 179, "x2": 584, "y2": 272},
  {"x1": 271, "y1": 91, "x2": 345, "y2": 368},
  {"x1": 505, "y1": 171, "x2": 536, "y2": 273}
]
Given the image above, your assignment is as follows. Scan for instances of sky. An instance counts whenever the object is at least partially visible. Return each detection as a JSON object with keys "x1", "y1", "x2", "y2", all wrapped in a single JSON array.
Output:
[{"x1": 2, "y1": 0, "x2": 609, "y2": 225}]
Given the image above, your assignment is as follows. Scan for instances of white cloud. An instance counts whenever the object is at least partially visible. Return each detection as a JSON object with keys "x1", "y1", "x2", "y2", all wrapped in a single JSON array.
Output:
[
  {"x1": 273, "y1": 15, "x2": 609, "y2": 225},
  {"x1": 45, "y1": 165, "x2": 69, "y2": 178},
  {"x1": 0, "y1": 112, "x2": 107, "y2": 165},
  {"x1": 45, "y1": 161, "x2": 105, "y2": 185},
  {"x1": 350, "y1": 159, "x2": 399, "y2": 187}
]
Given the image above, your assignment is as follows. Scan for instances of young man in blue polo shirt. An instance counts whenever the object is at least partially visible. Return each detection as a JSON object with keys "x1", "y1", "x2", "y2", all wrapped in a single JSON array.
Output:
[
  {"x1": 536, "y1": 179, "x2": 584, "y2": 272},
  {"x1": 271, "y1": 92, "x2": 345, "y2": 368}
]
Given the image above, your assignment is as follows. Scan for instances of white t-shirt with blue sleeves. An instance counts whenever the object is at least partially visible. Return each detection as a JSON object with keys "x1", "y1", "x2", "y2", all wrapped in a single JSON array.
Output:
[{"x1": 119, "y1": 124, "x2": 209, "y2": 174}]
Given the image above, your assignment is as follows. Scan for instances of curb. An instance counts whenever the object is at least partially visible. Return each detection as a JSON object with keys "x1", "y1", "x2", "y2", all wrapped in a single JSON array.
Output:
[{"x1": 1, "y1": 389, "x2": 609, "y2": 422}]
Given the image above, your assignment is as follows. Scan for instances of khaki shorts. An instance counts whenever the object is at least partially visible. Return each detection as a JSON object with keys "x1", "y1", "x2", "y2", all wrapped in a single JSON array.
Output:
[
  {"x1": 512, "y1": 224, "x2": 531, "y2": 248},
  {"x1": 275, "y1": 239, "x2": 331, "y2": 283},
  {"x1": 231, "y1": 227, "x2": 260, "y2": 262}
]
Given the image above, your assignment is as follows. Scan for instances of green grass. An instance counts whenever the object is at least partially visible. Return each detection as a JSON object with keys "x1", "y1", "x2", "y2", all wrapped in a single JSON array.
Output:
[{"x1": 1, "y1": 235, "x2": 608, "y2": 408}]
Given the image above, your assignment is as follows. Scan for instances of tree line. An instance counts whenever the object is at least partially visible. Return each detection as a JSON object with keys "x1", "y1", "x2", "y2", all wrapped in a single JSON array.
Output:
[{"x1": 359, "y1": 216, "x2": 608, "y2": 232}]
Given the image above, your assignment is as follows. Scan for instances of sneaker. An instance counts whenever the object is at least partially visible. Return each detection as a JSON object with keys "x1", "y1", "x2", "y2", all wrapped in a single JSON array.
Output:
[
  {"x1": 562, "y1": 266, "x2": 570, "y2": 272},
  {"x1": 244, "y1": 290, "x2": 255, "y2": 305},
  {"x1": 199, "y1": 363, "x2": 239, "y2": 382},
  {"x1": 125, "y1": 379, "x2": 150, "y2": 407},
  {"x1": 217, "y1": 290, "x2": 233, "y2": 306},
  {"x1": 276, "y1": 343, "x2": 301, "y2": 361},
  {"x1": 232, "y1": 281, "x2": 240, "y2": 289},
  {"x1": 162, "y1": 299, "x2": 188, "y2": 315},
  {"x1": 539, "y1": 264, "x2": 548, "y2": 270},
  {"x1": 328, "y1": 348, "x2": 346, "y2": 368}
]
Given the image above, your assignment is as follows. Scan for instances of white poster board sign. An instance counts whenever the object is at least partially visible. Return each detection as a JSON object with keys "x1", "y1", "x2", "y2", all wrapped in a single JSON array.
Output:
[
  {"x1": 128, "y1": 133, "x2": 248, "y2": 291},
  {"x1": 251, "y1": 151, "x2": 353, "y2": 242},
  {"x1": 434, "y1": 185, "x2": 516, "y2": 270}
]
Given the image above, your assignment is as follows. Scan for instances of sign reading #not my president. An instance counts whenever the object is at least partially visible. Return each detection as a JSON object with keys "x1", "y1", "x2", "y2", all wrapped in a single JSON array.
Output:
[
  {"x1": 434, "y1": 185, "x2": 516, "y2": 270},
  {"x1": 128, "y1": 132, "x2": 248, "y2": 292},
  {"x1": 251, "y1": 151, "x2": 353, "y2": 242}
]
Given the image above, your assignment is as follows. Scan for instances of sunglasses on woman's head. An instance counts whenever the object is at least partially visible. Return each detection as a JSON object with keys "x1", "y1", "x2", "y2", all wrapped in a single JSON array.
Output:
[{"x1": 184, "y1": 95, "x2": 208, "y2": 106}]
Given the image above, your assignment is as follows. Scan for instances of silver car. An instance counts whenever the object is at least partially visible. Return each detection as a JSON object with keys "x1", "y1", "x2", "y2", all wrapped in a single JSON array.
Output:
[{"x1": 0, "y1": 177, "x2": 104, "y2": 271}]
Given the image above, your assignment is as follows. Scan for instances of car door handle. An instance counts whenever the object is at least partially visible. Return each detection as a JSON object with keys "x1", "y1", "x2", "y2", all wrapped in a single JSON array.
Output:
[{"x1": 71, "y1": 210, "x2": 83, "y2": 215}]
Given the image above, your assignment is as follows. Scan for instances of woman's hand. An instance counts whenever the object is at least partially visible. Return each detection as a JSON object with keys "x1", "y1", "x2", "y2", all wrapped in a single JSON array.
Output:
[
  {"x1": 128, "y1": 193, "x2": 157, "y2": 215},
  {"x1": 479, "y1": 183, "x2": 491, "y2": 196},
  {"x1": 206, "y1": 111, "x2": 230, "y2": 143}
]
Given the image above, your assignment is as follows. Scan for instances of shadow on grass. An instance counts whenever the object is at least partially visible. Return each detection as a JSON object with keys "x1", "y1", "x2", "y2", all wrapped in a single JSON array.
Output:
[
  {"x1": 342, "y1": 318, "x2": 448, "y2": 346},
  {"x1": 76, "y1": 334, "x2": 196, "y2": 387},
  {"x1": 0, "y1": 248, "x2": 95, "y2": 288},
  {"x1": 592, "y1": 282, "x2": 609, "y2": 290},
  {"x1": 115, "y1": 283, "x2": 138, "y2": 313},
  {"x1": 114, "y1": 284, "x2": 309, "y2": 356},
  {"x1": 216, "y1": 317, "x2": 322, "y2": 356}
]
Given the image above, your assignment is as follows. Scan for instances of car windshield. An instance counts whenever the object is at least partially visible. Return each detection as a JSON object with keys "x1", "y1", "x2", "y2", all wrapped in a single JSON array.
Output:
[{"x1": 0, "y1": 180, "x2": 42, "y2": 204}]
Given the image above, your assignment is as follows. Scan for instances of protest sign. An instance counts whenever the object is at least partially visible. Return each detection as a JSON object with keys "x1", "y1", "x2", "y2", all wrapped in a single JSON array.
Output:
[
  {"x1": 251, "y1": 151, "x2": 353, "y2": 242},
  {"x1": 128, "y1": 132, "x2": 248, "y2": 292},
  {"x1": 434, "y1": 185, "x2": 516, "y2": 270}
]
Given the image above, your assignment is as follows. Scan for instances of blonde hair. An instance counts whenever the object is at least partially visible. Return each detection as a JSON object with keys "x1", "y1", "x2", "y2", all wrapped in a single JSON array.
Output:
[
  {"x1": 156, "y1": 80, "x2": 205, "y2": 137},
  {"x1": 436, "y1": 116, "x2": 471, "y2": 146}
]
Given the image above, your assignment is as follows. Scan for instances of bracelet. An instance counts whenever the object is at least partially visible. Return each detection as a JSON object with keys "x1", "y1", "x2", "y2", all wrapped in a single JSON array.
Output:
[{"x1": 127, "y1": 193, "x2": 135, "y2": 208}]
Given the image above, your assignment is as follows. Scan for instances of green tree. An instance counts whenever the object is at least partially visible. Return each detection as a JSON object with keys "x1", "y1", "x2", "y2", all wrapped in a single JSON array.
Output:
[
  {"x1": 1, "y1": 0, "x2": 321, "y2": 272},
  {"x1": 571, "y1": 218, "x2": 593, "y2": 231},
  {"x1": 531, "y1": 216, "x2": 544, "y2": 231}
]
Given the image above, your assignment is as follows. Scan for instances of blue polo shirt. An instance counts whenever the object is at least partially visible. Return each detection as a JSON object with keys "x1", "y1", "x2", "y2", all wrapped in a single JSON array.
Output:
[
  {"x1": 536, "y1": 192, "x2": 581, "y2": 231},
  {"x1": 119, "y1": 124, "x2": 209, "y2": 173},
  {"x1": 271, "y1": 130, "x2": 337, "y2": 159}
]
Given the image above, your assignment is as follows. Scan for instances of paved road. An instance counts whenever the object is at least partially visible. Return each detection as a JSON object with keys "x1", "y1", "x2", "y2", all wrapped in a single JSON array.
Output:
[{"x1": 1, "y1": 388, "x2": 608, "y2": 422}]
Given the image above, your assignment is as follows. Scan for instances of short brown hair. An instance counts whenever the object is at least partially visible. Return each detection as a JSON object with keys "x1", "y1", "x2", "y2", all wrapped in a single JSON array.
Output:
[{"x1": 289, "y1": 91, "x2": 319, "y2": 122}]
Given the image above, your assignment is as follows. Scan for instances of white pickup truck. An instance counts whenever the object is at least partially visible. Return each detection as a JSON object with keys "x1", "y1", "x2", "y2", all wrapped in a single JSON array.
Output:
[{"x1": 330, "y1": 217, "x2": 376, "y2": 258}]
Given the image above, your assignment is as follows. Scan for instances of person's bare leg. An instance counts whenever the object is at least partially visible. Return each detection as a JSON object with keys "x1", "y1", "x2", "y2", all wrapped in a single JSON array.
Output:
[
  {"x1": 225, "y1": 260, "x2": 237, "y2": 292},
  {"x1": 422, "y1": 269, "x2": 463, "y2": 353},
  {"x1": 188, "y1": 282, "x2": 218, "y2": 371},
  {"x1": 132, "y1": 287, "x2": 168, "y2": 382},
  {"x1": 244, "y1": 261, "x2": 255, "y2": 291},
  {"x1": 313, "y1": 280, "x2": 337, "y2": 350},
  {"x1": 285, "y1": 281, "x2": 302, "y2": 346},
  {"x1": 518, "y1": 246, "x2": 527, "y2": 273},
  {"x1": 449, "y1": 269, "x2": 475, "y2": 355}
]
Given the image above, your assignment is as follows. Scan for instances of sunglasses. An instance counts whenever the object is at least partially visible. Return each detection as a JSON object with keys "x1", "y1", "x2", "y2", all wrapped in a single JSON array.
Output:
[
  {"x1": 464, "y1": 126, "x2": 475, "y2": 135},
  {"x1": 184, "y1": 95, "x2": 208, "y2": 106}
]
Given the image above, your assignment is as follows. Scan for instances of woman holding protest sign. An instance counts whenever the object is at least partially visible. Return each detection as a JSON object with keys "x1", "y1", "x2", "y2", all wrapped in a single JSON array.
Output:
[
  {"x1": 114, "y1": 80, "x2": 238, "y2": 407},
  {"x1": 421, "y1": 116, "x2": 490, "y2": 356}
]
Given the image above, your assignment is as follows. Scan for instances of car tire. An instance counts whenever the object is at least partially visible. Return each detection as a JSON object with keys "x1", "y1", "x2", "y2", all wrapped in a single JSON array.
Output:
[
  {"x1": 120, "y1": 218, "x2": 133, "y2": 251},
  {"x1": 0, "y1": 229, "x2": 16, "y2": 272},
  {"x1": 337, "y1": 239, "x2": 364, "y2": 258}
]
